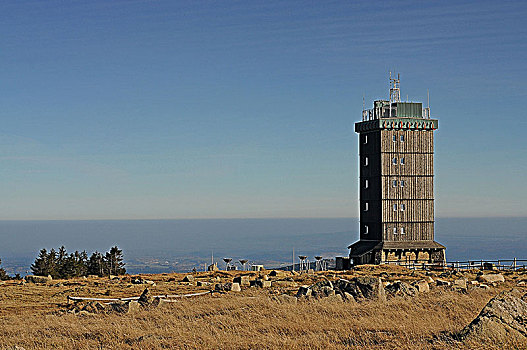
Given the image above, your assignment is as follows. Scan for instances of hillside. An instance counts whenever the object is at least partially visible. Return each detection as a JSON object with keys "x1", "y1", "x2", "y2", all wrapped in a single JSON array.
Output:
[{"x1": 0, "y1": 265, "x2": 525, "y2": 349}]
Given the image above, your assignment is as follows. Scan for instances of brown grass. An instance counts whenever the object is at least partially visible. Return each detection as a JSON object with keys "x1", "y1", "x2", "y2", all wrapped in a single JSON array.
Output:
[{"x1": 0, "y1": 268, "x2": 525, "y2": 349}]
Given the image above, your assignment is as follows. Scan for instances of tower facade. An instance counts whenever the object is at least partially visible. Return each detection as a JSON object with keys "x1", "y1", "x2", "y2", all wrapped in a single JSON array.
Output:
[{"x1": 348, "y1": 75, "x2": 445, "y2": 265}]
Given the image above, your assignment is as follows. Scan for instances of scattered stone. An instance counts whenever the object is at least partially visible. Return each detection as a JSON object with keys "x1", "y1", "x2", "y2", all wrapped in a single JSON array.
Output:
[
  {"x1": 296, "y1": 286, "x2": 312, "y2": 298},
  {"x1": 457, "y1": 289, "x2": 527, "y2": 342},
  {"x1": 143, "y1": 280, "x2": 156, "y2": 286},
  {"x1": 233, "y1": 276, "x2": 250, "y2": 286},
  {"x1": 478, "y1": 284, "x2": 490, "y2": 290},
  {"x1": 128, "y1": 300, "x2": 140, "y2": 314},
  {"x1": 310, "y1": 280, "x2": 333, "y2": 297},
  {"x1": 413, "y1": 280, "x2": 430, "y2": 293},
  {"x1": 425, "y1": 276, "x2": 434, "y2": 284},
  {"x1": 138, "y1": 288, "x2": 154, "y2": 306},
  {"x1": 252, "y1": 279, "x2": 271, "y2": 288},
  {"x1": 342, "y1": 292, "x2": 356, "y2": 302},
  {"x1": 470, "y1": 281, "x2": 479, "y2": 285},
  {"x1": 477, "y1": 274, "x2": 505, "y2": 284},
  {"x1": 24, "y1": 275, "x2": 52, "y2": 284},
  {"x1": 182, "y1": 275, "x2": 195, "y2": 283},
  {"x1": 131, "y1": 278, "x2": 143, "y2": 284},
  {"x1": 230, "y1": 282, "x2": 241, "y2": 292},
  {"x1": 436, "y1": 279, "x2": 451, "y2": 286},
  {"x1": 386, "y1": 281, "x2": 418, "y2": 297},
  {"x1": 453, "y1": 278, "x2": 467, "y2": 290},
  {"x1": 82, "y1": 301, "x2": 106, "y2": 314},
  {"x1": 355, "y1": 276, "x2": 386, "y2": 302},
  {"x1": 109, "y1": 301, "x2": 129, "y2": 313},
  {"x1": 197, "y1": 281, "x2": 211, "y2": 286},
  {"x1": 307, "y1": 269, "x2": 315, "y2": 275},
  {"x1": 109, "y1": 275, "x2": 119, "y2": 280}
]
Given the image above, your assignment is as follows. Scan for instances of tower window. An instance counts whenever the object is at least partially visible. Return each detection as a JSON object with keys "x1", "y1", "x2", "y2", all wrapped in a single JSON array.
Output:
[
  {"x1": 392, "y1": 135, "x2": 397, "y2": 142},
  {"x1": 400, "y1": 227, "x2": 405, "y2": 235},
  {"x1": 364, "y1": 135, "x2": 368, "y2": 144},
  {"x1": 393, "y1": 204, "x2": 397, "y2": 211},
  {"x1": 364, "y1": 225, "x2": 369, "y2": 234},
  {"x1": 364, "y1": 179, "x2": 369, "y2": 189},
  {"x1": 364, "y1": 202, "x2": 369, "y2": 211},
  {"x1": 400, "y1": 135, "x2": 405, "y2": 142},
  {"x1": 364, "y1": 157, "x2": 369, "y2": 166},
  {"x1": 393, "y1": 227, "x2": 397, "y2": 234},
  {"x1": 392, "y1": 157, "x2": 397, "y2": 165},
  {"x1": 401, "y1": 204, "x2": 406, "y2": 211},
  {"x1": 400, "y1": 157, "x2": 405, "y2": 165},
  {"x1": 400, "y1": 180, "x2": 405, "y2": 187},
  {"x1": 392, "y1": 180, "x2": 397, "y2": 187}
]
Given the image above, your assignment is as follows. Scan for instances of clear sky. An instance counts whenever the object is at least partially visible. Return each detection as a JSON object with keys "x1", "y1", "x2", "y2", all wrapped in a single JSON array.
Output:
[{"x1": 0, "y1": 0, "x2": 526, "y2": 220}]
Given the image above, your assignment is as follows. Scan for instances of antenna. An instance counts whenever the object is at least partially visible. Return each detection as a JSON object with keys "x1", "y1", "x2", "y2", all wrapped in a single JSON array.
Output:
[
  {"x1": 239, "y1": 259, "x2": 248, "y2": 271},
  {"x1": 223, "y1": 257, "x2": 232, "y2": 271},
  {"x1": 292, "y1": 248, "x2": 295, "y2": 272}
]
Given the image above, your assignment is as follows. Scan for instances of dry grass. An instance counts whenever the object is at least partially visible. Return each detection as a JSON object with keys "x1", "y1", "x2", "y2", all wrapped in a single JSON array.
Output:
[{"x1": 0, "y1": 268, "x2": 526, "y2": 349}]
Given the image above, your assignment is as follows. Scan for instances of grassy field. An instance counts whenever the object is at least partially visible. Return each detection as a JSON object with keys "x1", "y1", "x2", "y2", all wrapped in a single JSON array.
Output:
[{"x1": 0, "y1": 266, "x2": 525, "y2": 349}]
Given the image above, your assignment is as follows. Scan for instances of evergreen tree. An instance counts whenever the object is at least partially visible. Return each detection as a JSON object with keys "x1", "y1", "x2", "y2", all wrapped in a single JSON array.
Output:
[
  {"x1": 31, "y1": 249, "x2": 51, "y2": 276},
  {"x1": 104, "y1": 246, "x2": 126, "y2": 275},
  {"x1": 87, "y1": 251, "x2": 105, "y2": 276}
]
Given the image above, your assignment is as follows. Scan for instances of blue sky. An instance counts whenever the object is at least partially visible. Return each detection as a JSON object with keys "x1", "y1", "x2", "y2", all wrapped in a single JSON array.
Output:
[{"x1": 0, "y1": 0, "x2": 526, "y2": 220}]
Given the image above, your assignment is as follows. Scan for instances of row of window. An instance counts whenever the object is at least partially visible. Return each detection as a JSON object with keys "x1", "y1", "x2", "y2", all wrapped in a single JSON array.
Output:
[
  {"x1": 363, "y1": 203, "x2": 406, "y2": 211},
  {"x1": 363, "y1": 134, "x2": 406, "y2": 144},
  {"x1": 363, "y1": 156, "x2": 406, "y2": 166},
  {"x1": 362, "y1": 225, "x2": 406, "y2": 235},
  {"x1": 363, "y1": 179, "x2": 406, "y2": 188}
]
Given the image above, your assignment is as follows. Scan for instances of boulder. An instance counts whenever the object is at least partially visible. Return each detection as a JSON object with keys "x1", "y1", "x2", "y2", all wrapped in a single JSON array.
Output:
[
  {"x1": 477, "y1": 274, "x2": 505, "y2": 284},
  {"x1": 252, "y1": 279, "x2": 271, "y2": 288},
  {"x1": 269, "y1": 270, "x2": 278, "y2": 277},
  {"x1": 342, "y1": 292, "x2": 356, "y2": 302},
  {"x1": 109, "y1": 301, "x2": 129, "y2": 313},
  {"x1": 128, "y1": 300, "x2": 140, "y2": 314},
  {"x1": 436, "y1": 279, "x2": 451, "y2": 286},
  {"x1": 138, "y1": 288, "x2": 154, "y2": 306},
  {"x1": 310, "y1": 280, "x2": 333, "y2": 297},
  {"x1": 182, "y1": 275, "x2": 195, "y2": 283},
  {"x1": 230, "y1": 282, "x2": 241, "y2": 292},
  {"x1": 386, "y1": 281, "x2": 418, "y2": 297},
  {"x1": 324, "y1": 294, "x2": 343, "y2": 302},
  {"x1": 453, "y1": 278, "x2": 467, "y2": 290},
  {"x1": 296, "y1": 286, "x2": 312, "y2": 298},
  {"x1": 196, "y1": 281, "x2": 211, "y2": 287},
  {"x1": 25, "y1": 275, "x2": 52, "y2": 284},
  {"x1": 82, "y1": 301, "x2": 106, "y2": 314},
  {"x1": 233, "y1": 276, "x2": 250, "y2": 286},
  {"x1": 333, "y1": 279, "x2": 364, "y2": 300},
  {"x1": 355, "y1": 276, "x2": 386, "y2": 302},
  {"x1": 457, "y1": 289, "x2": 527, "y2": 342},
  {"x1": 413, "y1": 280, "x2": 430, "y2": 293}
]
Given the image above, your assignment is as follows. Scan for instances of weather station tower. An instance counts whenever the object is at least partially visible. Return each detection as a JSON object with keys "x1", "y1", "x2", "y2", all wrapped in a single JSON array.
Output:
[{"x1": 347, "y1": 74, "x2": 446, "y2": 266}]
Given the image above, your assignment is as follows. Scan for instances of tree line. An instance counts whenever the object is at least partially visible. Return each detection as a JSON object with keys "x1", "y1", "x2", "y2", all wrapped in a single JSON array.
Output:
[{"x1": 30, "y1": 246, "x2": 126, "y2": 279}]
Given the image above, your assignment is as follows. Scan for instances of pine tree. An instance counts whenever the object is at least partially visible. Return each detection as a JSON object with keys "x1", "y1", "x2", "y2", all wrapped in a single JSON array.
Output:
[
  {"x1": 104, "y1": 246, "x2": 126, "y2": 276},
  {"x1": 87, "y1": 251, "x2": 105, "y2": 277},
  {"x1": 31, "y1": 248, "x2": 57, "y2": 277}
]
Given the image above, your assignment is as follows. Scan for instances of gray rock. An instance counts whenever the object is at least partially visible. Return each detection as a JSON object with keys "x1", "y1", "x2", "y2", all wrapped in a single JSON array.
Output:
[
  {"x1": 196, "y1": 281, "x2": 211, "y2": 286},
  {"x1": 457, "y1": 289, "x2": 527, "y2": 341},
  {"x1": 333, "y1": 279, "x2": 364, "y2": 300},
  {"x1": 386, "y1": 281, "x2": 418, "y2": 297},
  {"x1": 453, "y1": 278, "x2": 467, "y2": 290},
  {"x1": 436, "y1": 279, "x2": 451, "y2": 286},
  {"x1": 413, "y1": 280, "x2": 430, "y2": 293},
  {"x1": 233, "y1": 276, "x2": 250, "y2": 286},
  {"x1": 324, "y1": 294, "x2": 343, "y2": 302},
  {"x1": 128, "y1": 300, "x2": 140, "y2": 313},
  {"x1": 109, "y1": 301, "x2": 129, "y2": 313},
  {"x1": 296, "y1": 286, "x2": 312, "y2": 298},
  {"x1": 138, "y1": 288, "x2": 154, "y2": 306},
  {"x1": 477, "y1": 274, "x2": 505, "y2": 284},
  {"x1": 182, "y1": 275, "x2": 195, "y2": 282},
  {"x1": 230, "y1": 282, "x2": 241, "y2": 292},
  {"x1": 355, "y1": 276, "x2": 386, "y2": 302}
]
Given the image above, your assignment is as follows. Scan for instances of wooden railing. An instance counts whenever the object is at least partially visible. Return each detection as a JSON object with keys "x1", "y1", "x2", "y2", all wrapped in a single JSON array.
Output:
[{"x1": 382, "y1": 258, "x2": 527, "y2": 271}]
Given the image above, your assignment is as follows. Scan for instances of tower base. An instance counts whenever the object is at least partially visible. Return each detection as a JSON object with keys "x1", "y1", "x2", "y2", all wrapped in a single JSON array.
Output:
[{"x1": 348, "y1": 240, "x2": 445, "y2": 266}]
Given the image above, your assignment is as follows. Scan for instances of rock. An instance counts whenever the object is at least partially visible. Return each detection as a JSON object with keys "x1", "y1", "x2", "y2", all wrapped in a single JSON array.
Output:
[
  {"x1": 307, "y1": 269, "x2": 315, "y2": 274},
  {"x1": 182, "y1": 275, "x2": 195, "y2": 282},
  {"x1": 436, "y1": 279, "x2": 451, "y2": 286},
  {"x1": 457, "y1": 289, "x2": 527, "y2": 342},
  {"x1": 333, "y1": 279, "x2": 364, "y2": 300},
  {"x1": 425, "y1": 276, "x2": 434, "y2": 284},
  {"x1": 24, "y1": 275, "x2": 52, "y2": 284},
  {"x1": 261, "y1": 280, "x2": 271, "y2": 288},
  {"x1": 272, "y1": 280, "x2": 298, "y2": 288},
  {"x1": 310, "y1": 280, "x2": 334, "y2": 298},
  {"x1": 324, "y1": 294, "x2": 343, "y2": 302},
  {"x1": 230, "y1": 282, "x2": 241, "y2": 292},
  {"x1": 78, "y1": 310, "x2": 92, "y2": 317},
  {"x1": 273, "y1": 294, "x2": 297, "y2": 304},
  {"x1": 197, "y1": 281, "x2": 211, "y2": 286},
  {"x1": 131, "y1": 278, "x2": 143, "y2": 284},
  {"x1": 233, "y1": 276, "x2": 250, "y2": 286},
  {"x1": 128, "y1": 300, "x2": 140, "y2": 313},
  {"x1": 269, "y1": 270, "x2": 278, "y2": 276},
  {"x1": 453, "y1": 278, "x2": 467, "y2": 290},
  {"x1": 143, "y1": 280, "x2": 156, "y2": 286},
  {"x1": 342, "y1": 292, "x2": 356, "y2": 302},
  {"x1": 109, "y1": 275, "x2": 119, "y2": 280},
  {"x1": 477, "y1": 274, "x2": 505, "y2": 284},
  {"x1": 386, "y1": 281, "x2": 418, "y2": 297},
  {"x1": 479, "y1": 284, "x2": 490, "y2": 290},
  {"x1": 216, "y1": 282, "x2": 241, "y2": 291},
  {"x1": 296, "y1": 286, "x2": 312, "y2": 298},
  {"x1": 82, "y1": 301, "x2": 106, "y2": 314},
  {"x1": 138, "y1": 288, "x2": 154, "y2": 306},
  {"x1": 109, "y1": 301, "x2": 129, "y2": 313},
  {"x1": 413, "y1": 280, "x2": 430, "y2": 293},
  {"x1": 355, "y1": 276, "x2": 386, "y2": 302},
  {"x1": 252, "y1": 279, "x2": 271, "y2": 288},
  {"x1": 470, "y1": 280, "x2": 479, "y2": 285}
]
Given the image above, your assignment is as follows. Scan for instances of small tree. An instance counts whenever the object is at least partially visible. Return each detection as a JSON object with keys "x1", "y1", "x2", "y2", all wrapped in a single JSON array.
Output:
[
  {"x1": 87, "y1": 251, "x2": 106, "y2": 277},
  {"x1": 31, "y1": 248, "x2": 58, "y2": 277},
  {"x1": 0, "y1": 258, "x2": 9, "y2": 281}
]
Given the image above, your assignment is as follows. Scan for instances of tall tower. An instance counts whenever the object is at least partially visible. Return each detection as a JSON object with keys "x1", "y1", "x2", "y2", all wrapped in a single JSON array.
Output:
[{"x1": 348, "y1": 74, "x2": 445, "y2": 265}]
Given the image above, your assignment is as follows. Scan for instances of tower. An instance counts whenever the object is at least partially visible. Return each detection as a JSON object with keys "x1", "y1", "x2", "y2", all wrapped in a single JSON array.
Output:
[{"x1": 348, "y1": 74, "x2": 445, "y2": 266}]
